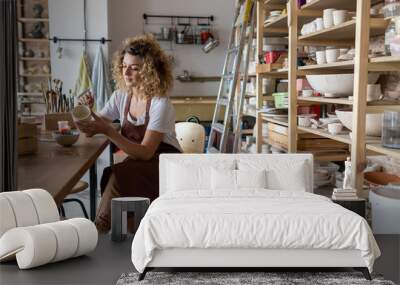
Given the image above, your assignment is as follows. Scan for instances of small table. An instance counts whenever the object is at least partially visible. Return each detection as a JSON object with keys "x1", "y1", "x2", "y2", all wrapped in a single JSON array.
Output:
[
  {"x1": 332, "y1": 198, "x2": 366, "y2": 218},
  {"x1": 111, "y1": 197, "x2": 150, "y2": 242}
]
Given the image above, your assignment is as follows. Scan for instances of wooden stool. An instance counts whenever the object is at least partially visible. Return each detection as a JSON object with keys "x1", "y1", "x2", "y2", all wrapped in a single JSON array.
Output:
[{"x1": 111, "y1": 197, "x2": 150, "y2": 242}]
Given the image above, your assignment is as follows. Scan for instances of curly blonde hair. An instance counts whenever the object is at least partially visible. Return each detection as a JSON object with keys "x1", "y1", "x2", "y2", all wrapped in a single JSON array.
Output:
[{"x1": 112, "y1": 34, "x2": 173, "y2": 98}]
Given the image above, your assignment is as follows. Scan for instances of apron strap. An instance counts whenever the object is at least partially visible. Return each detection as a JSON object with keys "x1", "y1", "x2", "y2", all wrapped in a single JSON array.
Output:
[
  {"x1": 123, "y1": 92, "x2": 133, "y2": 124},
  {"x1": 144, "y1": 99, "x2": 152, "y2": 126}
]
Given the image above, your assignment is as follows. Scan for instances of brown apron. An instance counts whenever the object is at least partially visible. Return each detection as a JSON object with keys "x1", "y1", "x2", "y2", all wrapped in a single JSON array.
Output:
[{"x1": 100, "y1": 94, "x2": 181, "y2": 201}]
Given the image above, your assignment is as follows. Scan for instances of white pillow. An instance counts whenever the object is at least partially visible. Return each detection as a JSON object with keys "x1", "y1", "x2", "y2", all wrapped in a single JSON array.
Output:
[
  {"x1": 211, "y1": 168, "x2": 267, "y2": 191},
  {"x1": 266, "y1": 161, "x2": 308, "y2": 191},
  {"x1": 237, "y1": 158, "x2": 310, "y2": 192},
  {"x1": 167, "y1": 160, "x2": 235, "y2": 191},
  {"x1": 211, "y1": 168, "x2": 236, "y2": 190},
  {"x1": 237, "y1": 169, "x2": 267, "y2": 189}
]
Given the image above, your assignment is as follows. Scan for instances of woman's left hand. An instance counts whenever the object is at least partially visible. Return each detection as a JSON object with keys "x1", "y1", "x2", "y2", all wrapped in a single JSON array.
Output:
[{"x1": 76, "y1": 111, "x2": 113, "y2": 137}]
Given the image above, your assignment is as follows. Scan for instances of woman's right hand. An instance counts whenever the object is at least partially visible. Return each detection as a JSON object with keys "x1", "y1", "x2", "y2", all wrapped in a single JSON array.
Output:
[{"x1": 78, "y1": 91, "x2": 94, "y2": 109}]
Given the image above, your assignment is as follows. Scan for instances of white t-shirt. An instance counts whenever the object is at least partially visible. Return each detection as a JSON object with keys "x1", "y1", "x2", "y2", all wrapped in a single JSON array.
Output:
[{"x1": 99, "y1": 90, "x2": 182, "y2": 152}]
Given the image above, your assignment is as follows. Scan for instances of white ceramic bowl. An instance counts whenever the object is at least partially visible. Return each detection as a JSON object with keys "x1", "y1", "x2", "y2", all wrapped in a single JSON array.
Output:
[
  {"x1": 335, "y1": 110, "x2": 383, "y2": 137},
  {"x1": 306, "y1": 73, "x2": 379, "y2": 97}
]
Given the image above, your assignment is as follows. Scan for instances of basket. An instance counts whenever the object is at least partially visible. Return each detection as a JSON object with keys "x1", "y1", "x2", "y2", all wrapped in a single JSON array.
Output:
[{"x1": 272, "y1": 92, "x2": 288, "y2": 109}]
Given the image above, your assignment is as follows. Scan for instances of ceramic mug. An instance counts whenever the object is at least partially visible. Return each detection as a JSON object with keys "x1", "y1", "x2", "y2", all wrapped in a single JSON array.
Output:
[
  {"x1": 72, "y1": 105, "x2": 91, "y2": 123},
  {"x1": 333, "y1": 10, "x2": 348, "y2": 26},
  {"x1": 326, "y1": 48, "x2": 339, "y2": 63},
  {"x1": 302, "y1": 89, "x2": 314, "y2": 97},
  {"x1": 298, "y1": 115, "x2": 312, "y2": 127},
  {"x1": 367, "y1": 84, "x2": 382, "y2": 102},
  {"x1": 323, "y1": 9, "x2": 335, "y2": 29},
  {"x1": 328, "y1": 123, "x2": 343, "y2": 135},
  {"x1": 316, "y1": 50, "x2": 326, "y2": 64}
]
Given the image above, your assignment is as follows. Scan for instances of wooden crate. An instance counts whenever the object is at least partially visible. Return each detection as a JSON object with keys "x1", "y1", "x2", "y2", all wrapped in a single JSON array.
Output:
[
  {"x1": 267, "y1": 122, "x2": 350, "y2": 160},
  {"x1": 17, "y1": 123, "x2": 38, "y2": 156},
  {"x1": 256, "y1": 63, "x2": 283, "y2": 73}
]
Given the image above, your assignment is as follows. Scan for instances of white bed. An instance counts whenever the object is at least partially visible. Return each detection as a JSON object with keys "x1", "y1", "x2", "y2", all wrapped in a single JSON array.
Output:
[{"x1": 131, "y1": 154, "x2": 380, "y2": 280}]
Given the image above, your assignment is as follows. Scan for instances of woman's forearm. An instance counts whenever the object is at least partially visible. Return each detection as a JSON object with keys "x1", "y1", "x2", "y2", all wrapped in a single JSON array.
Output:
[{"x1": 105, "y1": 128, "x2": 153, "y2": 160}]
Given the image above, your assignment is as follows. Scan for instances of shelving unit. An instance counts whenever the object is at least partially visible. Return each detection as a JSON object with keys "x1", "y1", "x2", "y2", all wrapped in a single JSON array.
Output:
[
  {"x1": 255, "y1": 0, "x2": 290, "y2": 153},
  {"x1": 255, "y1": 0, "x2": 400, "y2": 196},
  {"x1": 17, "y1": 0, "x2": 51, "y2": 117}
]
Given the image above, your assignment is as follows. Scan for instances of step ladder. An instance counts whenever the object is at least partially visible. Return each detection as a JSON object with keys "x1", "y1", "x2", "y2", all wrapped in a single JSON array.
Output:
[{"x1": 207, "y1": 0, "x2": 256, "y2": 153}]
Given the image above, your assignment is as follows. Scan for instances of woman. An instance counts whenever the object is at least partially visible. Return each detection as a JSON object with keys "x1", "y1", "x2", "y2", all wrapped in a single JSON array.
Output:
[{"x1": 77, "y1": 34, "x2": 182, "y2": 233}]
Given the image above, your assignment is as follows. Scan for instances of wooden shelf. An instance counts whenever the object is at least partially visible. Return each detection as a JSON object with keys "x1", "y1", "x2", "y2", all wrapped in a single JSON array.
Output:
[
  {"x1": 20, "y1": 101, "x2": 45, "y2": 105},
  {"x1": 20, "y1": 74, "x2": 51, "y2": 78},
  {"x1": 299, "y1": 57, "x2": 400, "y2": 73},
  {"x1": 298, "y1": 60, "x2": 354, "y2": 74},
  {"x1": 18, "y1": 18, "x2": 49, "y2": 23},
  {"x1": 19, "y1": 57, "x2": 50, "y2": 61},
  {"x1": 18, "y1": 92, "x2": 43, "y2": 96},
  {"x1": 369, "y1": 56, "x2": 400, "y2": 71},
  {"x1": 297, "y1": 96, "x2": 400, "y2": 111},
  {"x1": 301, "y1": 0, "x2": 382, "y2": 11},
  {"x1": 298, "y1": 19, "x2": 388, "y2": 44},
  {"x1": 366, "y1": 144, "x2": 400, "y2": 160},
  {"x1": 297, "y1": 126, "x2": 352, "y2": 144},
  {"x1": 370, "y1": 56, "x2": 400, "y2": 64},
  {"x1": 264, "y1": 14, "x2": 287, "y2": 30},
  {"x1": 19, "y1": 38, "x2": 49, "y2": 43},
  {"x1": 256, "y1": 64, "x2": 288, "y2": 78},
  {"x1": 260, "y1": 115, "x2": 289, "y2": 127},
  {"x1": 297, "y1": 96, "x2": 353, "y2": 105},
  {"x1": 313, "y1": 152, "x2": 350, "y2": 162}
]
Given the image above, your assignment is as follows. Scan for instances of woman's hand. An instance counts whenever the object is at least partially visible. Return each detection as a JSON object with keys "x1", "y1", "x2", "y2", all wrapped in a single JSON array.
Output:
[{"x1": 76, "y1": 111, "x2": 114, "y2": 137}]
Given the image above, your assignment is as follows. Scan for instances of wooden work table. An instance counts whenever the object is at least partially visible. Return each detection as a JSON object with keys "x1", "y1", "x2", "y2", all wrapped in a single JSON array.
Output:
[{"x1": 18, "y1": 133, "x2": 109, "y2": 220}]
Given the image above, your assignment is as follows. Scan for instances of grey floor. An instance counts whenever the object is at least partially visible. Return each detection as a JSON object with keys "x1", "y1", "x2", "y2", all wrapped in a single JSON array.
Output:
[
  {"x1": 0, "y1": 233, "x2": 134, "y2": 285},
  {"x1": 1, "y1": 234, "x2": 398, "y2": 285}
]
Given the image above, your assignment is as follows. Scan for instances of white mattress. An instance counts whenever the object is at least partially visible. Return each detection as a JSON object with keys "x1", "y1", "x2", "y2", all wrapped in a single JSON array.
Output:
[{"x1": 131, "y1": 190, "x2": 380, "y2": 273}]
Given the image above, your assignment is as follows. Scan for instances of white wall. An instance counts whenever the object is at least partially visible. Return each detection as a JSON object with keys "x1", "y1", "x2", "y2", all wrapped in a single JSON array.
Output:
[
  {"x1": 109, "y1": 0, "x2": 236, "y2": 97},
  {"x1": 48, "y1": 0, "x2": 110, "y2": 94}
]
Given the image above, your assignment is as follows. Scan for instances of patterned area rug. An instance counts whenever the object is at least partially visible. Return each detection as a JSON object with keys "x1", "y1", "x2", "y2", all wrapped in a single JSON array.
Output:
[{"x1": 116, "y1": 271, "x2": 395, "y2": 285}]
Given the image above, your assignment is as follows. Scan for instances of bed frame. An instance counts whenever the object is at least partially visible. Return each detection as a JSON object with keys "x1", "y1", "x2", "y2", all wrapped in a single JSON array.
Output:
[
  {"x1": 138, "y1": 154, "x2": 371, "y2": 281},
  {"x1": 139, "y1": 248, "x2": 371, "y2": 280}
]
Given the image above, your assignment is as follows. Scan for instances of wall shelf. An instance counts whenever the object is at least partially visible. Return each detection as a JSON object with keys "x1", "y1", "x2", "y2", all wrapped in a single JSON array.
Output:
[
  {"x1": 19, "y1": 57, "x2": 50, "y2": 61},
  {"x1": 297, "y1": 126, "x2": 352, "y2": 144},
  {"x1": 20, "y1": 74, "x2": 51, "y2": 78},
  {"x1": 298, "y1": 19, "x2": 388, "y2": 44},
  {"x1": 18, "y1": 92, "x2": 43, "y2": 96},
  {"x1": 300, "y1": 0, "x2": 382, "y2": 11},
  {"x1": 18, "y1": 38, "x2": 49, "y2": 43},
  {"x1": 261, "y1": 115, "x2": 289, "y2": 127},
  {"x1": 18, "y1": 17, "x2": 49, "y2": 23},
  {"x1": 366, "y1": 144, "x2": 400, "y2": 160}
]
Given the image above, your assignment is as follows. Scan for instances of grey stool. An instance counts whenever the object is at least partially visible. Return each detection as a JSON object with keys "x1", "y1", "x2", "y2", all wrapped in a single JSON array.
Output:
[{"x1": 111, "y1": 197, "x2": 150, "y2": 242}]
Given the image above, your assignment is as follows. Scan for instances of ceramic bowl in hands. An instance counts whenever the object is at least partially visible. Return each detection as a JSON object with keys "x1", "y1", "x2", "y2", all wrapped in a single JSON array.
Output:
[
  {"x1": 72, "y1": 105, "x2": 91, "y2": 123},
  {"x1": 52, "y1": 130, "x2": 80, "y2": 147}
]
